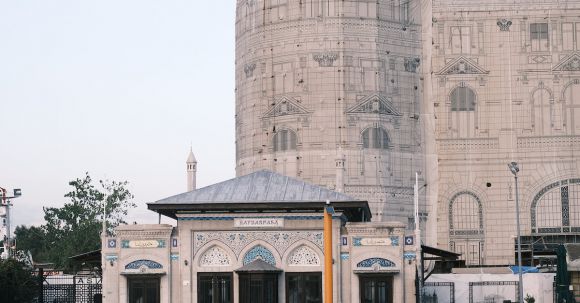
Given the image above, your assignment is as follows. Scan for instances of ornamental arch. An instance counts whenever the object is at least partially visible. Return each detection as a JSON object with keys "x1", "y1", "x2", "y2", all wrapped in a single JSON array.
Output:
[
  {"x1": 530, "y1": 178, "x2": 580, "y2": 234},
  {"x1": 448, "y1": 190, "x2": 484, "y2": 266}
]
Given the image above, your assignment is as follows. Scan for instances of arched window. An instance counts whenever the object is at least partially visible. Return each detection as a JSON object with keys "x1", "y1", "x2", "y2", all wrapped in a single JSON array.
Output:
[
  {"x1": 273, "y1": 129, "x2": 297, "y2": 152},
  {"x1": 449, "y1": 191, "x2": 483, "y2": 234},
  {"x1": 563, "y1": 79, "x2": 580, "y2": 135},
  {"x1": 448, "y1": 191, "x2": 484, "y2": 265},
  {"x1": 531, "y1": 179, "x2": 580, "y2": 233},
  {"x1": 362, "y1": 127, "x2": 390, "y2": 149},
  {"x1": 450, "y1": 86, "x2": 476, "y2": 111}
]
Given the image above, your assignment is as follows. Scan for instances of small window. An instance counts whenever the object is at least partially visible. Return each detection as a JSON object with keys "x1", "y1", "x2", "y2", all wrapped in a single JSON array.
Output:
[
  {"x1": 531, "y1": 23, "x2": 549, "y2": 40},
  {"x1": 450, "y1": 26, "x2": 471, "y2": 54},
  {"x1": 450, "y1": 86, "x2": 476, "y2": 111},
  {"x1": 362, "y1": 127, "x2": 390, "y2": 149},
  {"x1": 273, "y1": 129, "x2": 297, "y2": 152},
  {"x1": 400, "y1": 0, "x2": 409, "y2": 23},
  {"x1": 562, "y1": 23, "x2": 574, "y2": 51},
  {"x1": 530, "y1": 23, "x2": 549, "y2": 52}
]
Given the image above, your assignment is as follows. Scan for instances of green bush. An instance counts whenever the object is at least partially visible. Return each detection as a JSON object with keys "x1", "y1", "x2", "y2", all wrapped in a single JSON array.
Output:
[
  {"x1": 524, "y1": 293, "x2": 535, "y2": 303},
  {"x1": 0, "y1": 258, "x2": 39, "y2": 303}
]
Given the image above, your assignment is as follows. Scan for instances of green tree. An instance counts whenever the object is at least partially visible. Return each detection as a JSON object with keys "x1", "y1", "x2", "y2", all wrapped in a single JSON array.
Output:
[
  {"x1": 15, "y1": 173, "x2": 135, "y2": 270},
  {"x1": 0, "y1": 258, "x2": 38, "y2": 303},
  {"x1": 13, "y1": 225, "x2": 48, "y2": 262}
]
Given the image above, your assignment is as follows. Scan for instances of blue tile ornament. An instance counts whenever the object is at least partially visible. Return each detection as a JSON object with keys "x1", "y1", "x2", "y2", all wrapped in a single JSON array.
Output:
[{"x1": 243, "y1": 245, "x2": 276, "y2": 265}]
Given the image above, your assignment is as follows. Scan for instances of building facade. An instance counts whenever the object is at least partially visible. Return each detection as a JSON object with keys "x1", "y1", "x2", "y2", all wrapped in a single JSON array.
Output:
[
  {"x1": 102, "y1": 171, "x2": 419, "y2": 303},
  {"x1": 234, "y1": 0, "x2": 580, "y2": 266},
  {"x1": 234, "y1": 0, "x2": 426, "y2": 224},
  {"x1": 431, "y1": 0, "x2": 580, "y2": 265}
]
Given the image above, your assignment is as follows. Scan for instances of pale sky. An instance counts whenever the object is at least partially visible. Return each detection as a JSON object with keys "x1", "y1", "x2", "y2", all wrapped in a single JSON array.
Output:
[{"x1": 0, "y1": 1, "x2": 236, "y2": 228}]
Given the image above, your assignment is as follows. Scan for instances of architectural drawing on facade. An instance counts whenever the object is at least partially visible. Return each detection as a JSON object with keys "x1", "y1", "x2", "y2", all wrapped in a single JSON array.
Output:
[{"x1": 235, "y1": 0, "x2": 580, "y2": 266}]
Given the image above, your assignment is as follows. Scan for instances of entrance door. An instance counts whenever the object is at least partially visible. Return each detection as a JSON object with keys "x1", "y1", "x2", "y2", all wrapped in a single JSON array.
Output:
[
  {"x1": 198, "y1": 273, "x2": 233, "y2": 303},
  {"x1": 239, "y1": 273, "x2": 278, "y2": 303},
  {"x1": 286, "y1": 272, "x2": 322, "y2": 303},
  {"x1": 128, "y1": 277, "x2": 160, "y2": 303},
  {"x1": 359, "y1": 275, "x2": 393, "y2": 303}
]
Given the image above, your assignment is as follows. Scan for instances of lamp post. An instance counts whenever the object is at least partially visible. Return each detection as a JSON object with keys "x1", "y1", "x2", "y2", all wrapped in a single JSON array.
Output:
[
  {"x1": 508, "y1": 162, "x2": 524, "y2": 303},
  {"x1": 0, "y1": 187, "x2": 22, "y2": 259},
  {"x1": 414, "y1": 172, "x2": 423, "y2": 303}
]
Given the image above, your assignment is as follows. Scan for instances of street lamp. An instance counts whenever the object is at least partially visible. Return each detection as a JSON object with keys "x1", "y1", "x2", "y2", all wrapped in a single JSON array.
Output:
[
  {"x1": 0, "y1": 187, "x2": 22, "y2": 259},
  {"x1": 508, "y1": 162, "x2": 524, "y2": 303}
]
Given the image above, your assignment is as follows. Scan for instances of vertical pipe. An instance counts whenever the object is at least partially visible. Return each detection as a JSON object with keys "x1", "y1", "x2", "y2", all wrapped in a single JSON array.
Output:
[
  {"x1": 336, "y1": 242, "x2": 342, "y2": 303},
  {"x1": 324, "y1": 202, "x2": 333, "y2": 303},
  {"x1": 414, "y1": 172, "x2": 423, "y2": 302},
  {"x1": 515, "y1": 175, "x2": 524, "y2": 303},
  {"x1": 102, "y1": 195, "x2": 106, "y2": 237},
  {"x1": 1, "y1": 187, "x2": 10, "y2": 259},
  {"x1": 6, "y1": 199, "x2": 10, "y2": 258}
]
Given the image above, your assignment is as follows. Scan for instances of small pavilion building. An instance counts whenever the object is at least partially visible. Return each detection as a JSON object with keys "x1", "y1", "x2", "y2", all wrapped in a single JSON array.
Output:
[{"x1": 102, "y1": 170, "x2": 419, "y2": 303}]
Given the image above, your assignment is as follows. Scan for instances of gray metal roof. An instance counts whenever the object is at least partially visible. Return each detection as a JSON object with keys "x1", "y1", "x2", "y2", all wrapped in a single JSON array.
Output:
[
  {"x1": 148, "y1": 170, "x2": 371, "y2": 221},
  {"x1": 154, "y1": 170, "x2": 358, "y2": 204}
]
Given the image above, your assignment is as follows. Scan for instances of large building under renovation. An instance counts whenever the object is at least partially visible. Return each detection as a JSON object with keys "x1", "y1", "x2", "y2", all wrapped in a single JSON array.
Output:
[{"x1": 234, "y1": 0, "x2": 580, "y2": 266}]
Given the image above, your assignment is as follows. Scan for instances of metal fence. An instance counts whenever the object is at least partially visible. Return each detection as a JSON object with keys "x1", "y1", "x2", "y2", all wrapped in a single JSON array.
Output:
[
  {"x1": 468, "y1": 281, "x2": 519, "y2": 303},
  {"x1": 423, "y1": 281, "x2": 455, "y2": 303},
  {"x1": 37, "y1": 269, "x2": 102, "y2": 303}
]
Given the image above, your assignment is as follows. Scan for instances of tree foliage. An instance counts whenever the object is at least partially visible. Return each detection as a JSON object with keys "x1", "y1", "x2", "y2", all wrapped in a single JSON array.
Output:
[
  {"x1": 14, "y1": 173, "x2": 135, "y2": 271},
  {"x1": 13, "y1": 226, "x2": 47, "y2": 262},
  {"x1": 0, "y1": 258, "x2": 38, "y2": 303}
]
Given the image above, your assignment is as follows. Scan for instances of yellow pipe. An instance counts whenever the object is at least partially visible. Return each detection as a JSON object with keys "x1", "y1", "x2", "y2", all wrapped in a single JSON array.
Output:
[{"x1": 324, "y1": 205, "x2": 333, "y2": 303}]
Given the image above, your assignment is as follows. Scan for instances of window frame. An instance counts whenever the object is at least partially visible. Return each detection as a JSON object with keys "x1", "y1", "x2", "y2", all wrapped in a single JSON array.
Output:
[
  {"x1": 531, "y1": 179, "x2": 580, "y2": 234},
  {"x1": 449, "y1": 26, "x2": 472, "y2": 54},
  {"x1": 448, "y1": 191, "x2": 484, "y2": 237},
  {"x1": 273, "y1": 128, "x2": 297, "y2": 152},
  {"x1": 197, "y1": 272, "x2": 233, "y2": 303},
  {"x1": 450, "y1": 86, "x2": 476, "y2": 112},
  {"x1": 530, "y1": 22, "x2": 549, "y2": 52},
  {"x1": 238, "y1": 273, "x2": 279, "y2": 303},
  {"x1": 361, "y1": 127, "x2": 390, "y2": 150},
  {"x1": 285, "y1": 272, "x2": 322, "y2": 303}
]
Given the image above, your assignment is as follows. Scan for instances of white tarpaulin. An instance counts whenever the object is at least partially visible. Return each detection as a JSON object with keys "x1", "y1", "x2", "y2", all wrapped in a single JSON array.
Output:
[{"x1": 426, "y1": 273, "x2": 555, "y2": 303}]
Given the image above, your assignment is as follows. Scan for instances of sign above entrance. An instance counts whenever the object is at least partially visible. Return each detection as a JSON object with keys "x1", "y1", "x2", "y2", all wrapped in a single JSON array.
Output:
[
  {"x1": 121, "y1": 240, "x2": 166, "y2": 249},
  {"x1": 352, "y1": 237, "x2": 399, "y2": 246},
  {"x1": 234, "y1": 218, "x2": 284, "y2": 228}
]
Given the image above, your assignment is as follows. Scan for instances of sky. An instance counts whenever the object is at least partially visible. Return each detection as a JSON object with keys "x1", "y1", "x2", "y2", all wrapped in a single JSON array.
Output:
[{"x1": 0, "y1": 1, "x2": 236, "y2": 228}]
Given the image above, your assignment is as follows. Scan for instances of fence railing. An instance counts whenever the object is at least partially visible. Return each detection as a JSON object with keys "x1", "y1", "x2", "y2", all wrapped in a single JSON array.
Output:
[{"x1": 37, "y1": 269, "x2": 102, "y2": 303}]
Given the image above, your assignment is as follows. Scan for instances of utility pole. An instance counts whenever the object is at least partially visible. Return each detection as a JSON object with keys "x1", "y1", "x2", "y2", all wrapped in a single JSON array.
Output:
[
  {"x1": 0, "y1": 187, "x2": 22, "y2": 259},
  {"x1": 508, "y1": 162, "x2": 524, "y2": 303},
  {"x1": 414, "y1": 173, "x2": 423, "y2": 302}
]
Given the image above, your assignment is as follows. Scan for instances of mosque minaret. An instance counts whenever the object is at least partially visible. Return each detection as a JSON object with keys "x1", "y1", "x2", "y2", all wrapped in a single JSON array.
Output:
[{"x1": 186, "y1": 148, "x2": 197, "y2": 191}]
